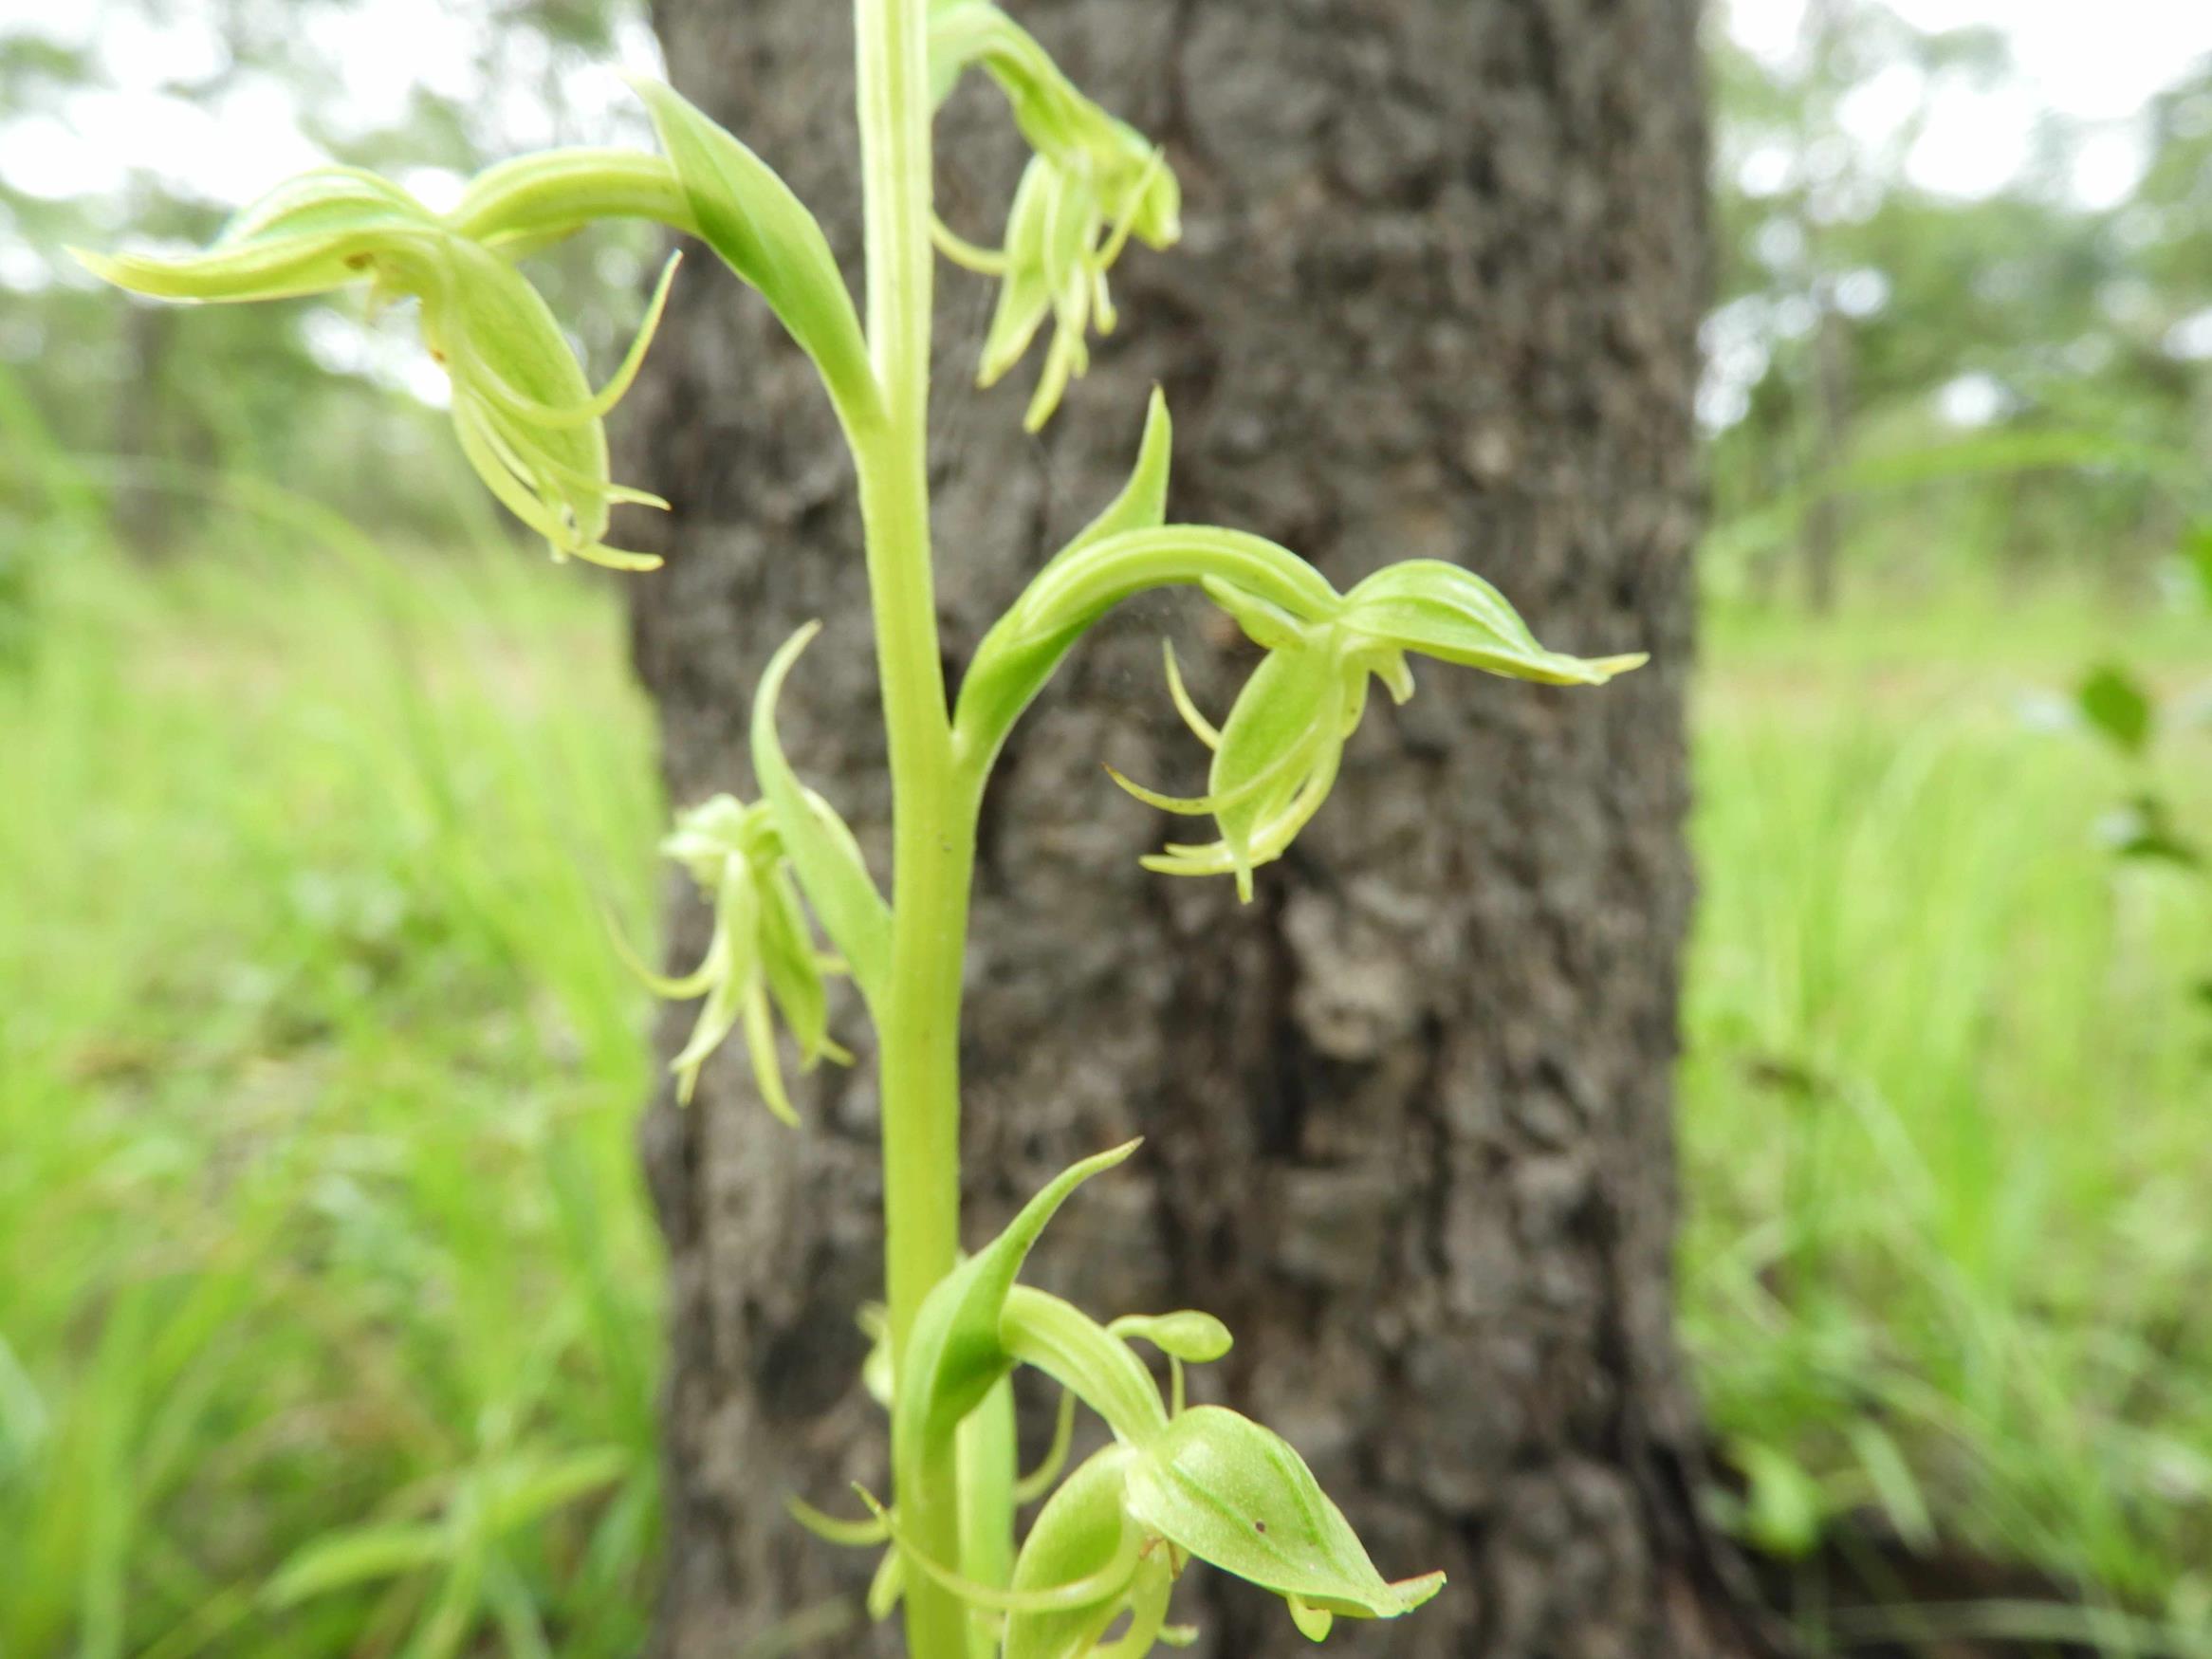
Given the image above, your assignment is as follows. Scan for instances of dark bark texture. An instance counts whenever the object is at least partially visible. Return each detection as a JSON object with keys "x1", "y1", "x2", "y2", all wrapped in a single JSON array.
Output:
[{"x1": 622, "y1": 2, "x2": 1758, "y2": 1655}]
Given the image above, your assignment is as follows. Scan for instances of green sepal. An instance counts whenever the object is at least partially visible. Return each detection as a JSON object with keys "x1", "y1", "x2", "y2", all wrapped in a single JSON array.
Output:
[
  {"x1": 666, "y1": 861, "x2": 762, "y2": 1105},
  {"x1": 432, "y1": 237, "x2": 629, "y2": 562},
  {"x1": 73, "y1": 168, "x2": 435, "y2": 303},
  {"x1": 867, "y1": 1547, "x2": 906, "y2": 1621},
  {"x1": 1286, "y1": 1595, "x2": 1334, "y2": 1641},
  {"x1": 629, "y1": 78, "x2": 878, "y2": 424},
  {"x1": 858, "y1": 1303, "x2": 894, "y2": 1410},
  {"x1": 1123, "y1": 1406, "x2": 1445, "y2": 1624},
  {"x1": 1002, "y1": 1446, "x2": 1145, "y2": 1659},
  {"x1": 1342, "y1": 560, "x2": 1646, "y2": 685},
  {"x1": 895, "y1": 1142, "x2": 1142, "y2": 1484},
  {"x1": 977, "y1": 157, "x2": 1059, "y2": 389},
  {"x1": 1200, "y1": 577, "x2": 1319, "y2": 654},
  {"x1": 749, "y1": 625, "x2": 894, "y2": 1005},
  {"x1": 758, "y1": 865, "x2": 835, "y2": 1066},
  {"x1": 1204, "y1": 644, "x2": 1338, "y2": 902}
]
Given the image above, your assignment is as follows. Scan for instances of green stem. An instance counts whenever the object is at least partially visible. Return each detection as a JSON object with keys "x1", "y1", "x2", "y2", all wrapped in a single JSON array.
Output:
[{"x1": 854, "y1": 2, "x2": 980, "y2": 1655}]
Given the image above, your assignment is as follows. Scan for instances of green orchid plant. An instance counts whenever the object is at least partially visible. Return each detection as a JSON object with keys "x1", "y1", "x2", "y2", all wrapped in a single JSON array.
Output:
[{"x1": 83, "y1": 5, "x2": 1643, "y2": 1654}]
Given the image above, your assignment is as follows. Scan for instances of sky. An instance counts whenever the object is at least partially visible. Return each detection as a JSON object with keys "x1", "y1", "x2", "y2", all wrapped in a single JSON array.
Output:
[
  {"x1": 1727, "y1": 0, "x2": 2212, "y2": 203},
  {"x1": 0, "y1": 0, "x2": 2203, "y2": 419},
  {"x1": 0, "y1": 0, "x2": 2206, "y2": 221}
]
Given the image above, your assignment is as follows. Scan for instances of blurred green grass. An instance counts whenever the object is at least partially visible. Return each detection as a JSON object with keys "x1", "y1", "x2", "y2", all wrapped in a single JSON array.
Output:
[
  {"x1": 0, "y1": 537, "x2": 666, "y2": 1658},
  {"x1": 1687, "y1": 587, "x2": 2212, "y2": 1641},
  {"x1": 1, "y1": 539, "x2": 2207, "y2": 1654}
]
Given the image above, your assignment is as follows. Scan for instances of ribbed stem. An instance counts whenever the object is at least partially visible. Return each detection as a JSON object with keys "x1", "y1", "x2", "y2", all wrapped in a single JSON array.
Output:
[{"x1": 853, "y1": 3, "x2": 978, "y2": 1655}]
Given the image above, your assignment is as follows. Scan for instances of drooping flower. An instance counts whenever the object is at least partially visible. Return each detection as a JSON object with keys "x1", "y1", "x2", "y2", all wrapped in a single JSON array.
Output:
[
  {"x1": 1115, "y1": 562, "x2": 1647, "y2": 900},
  {"x1": 627, "y1": 793, "x2": 851, "y2": 1121},
  {"x1": 927, "y1": 0, "x2": 1182, "y2": 429},
  {"x1": 74, "y1": 162, "x2": 679, "y2": 572},
  {"x1": 953, "y1": 140, "x2": 1179, "y2": 431}
]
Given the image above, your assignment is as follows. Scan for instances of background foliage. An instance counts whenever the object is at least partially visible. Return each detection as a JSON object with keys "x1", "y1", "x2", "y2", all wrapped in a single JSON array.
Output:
[{"x1": 0, "y1": 0, "x2": 2207, "y2": 1653}]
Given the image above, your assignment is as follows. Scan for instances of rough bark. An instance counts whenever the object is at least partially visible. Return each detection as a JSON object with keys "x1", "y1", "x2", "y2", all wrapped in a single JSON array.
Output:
[{"x1": 620, "y1": 2, "x2": 1760, "y2": 1655}]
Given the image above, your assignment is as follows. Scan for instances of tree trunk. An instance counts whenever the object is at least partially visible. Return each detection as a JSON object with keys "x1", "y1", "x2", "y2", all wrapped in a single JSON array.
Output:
[{"x1": 620, "y1": 3, "x2": 1764, "y2": 1655}]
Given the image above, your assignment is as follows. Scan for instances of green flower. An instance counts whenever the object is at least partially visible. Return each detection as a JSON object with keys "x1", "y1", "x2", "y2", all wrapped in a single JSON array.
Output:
[
  {"x1": 627, "y1": 793, "x2": 852, "y2": 1121},
  {"x1": 928, "y1": 0, "x2": 1182, "y2": 429},
  {"x1": 802, "y1": 1146, "x2": 1444, "y2": 1654},
  {"x1": 74, "y1": 160, "x2": 679, "y2": 572},
  {"x1": 1115, "y1": 562, "x2": 1646, "y2": 900}
]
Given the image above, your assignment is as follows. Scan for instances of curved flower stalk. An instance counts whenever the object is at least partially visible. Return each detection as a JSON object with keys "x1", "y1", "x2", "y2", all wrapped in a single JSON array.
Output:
[
  {"x1": 628, "y1": 793, "x2": 854, "y2": 1120},
  {"x1": 927, "y1": 0, "x2": 1182, "y2": 429},
  {"x1": 75, "y1": 165, "x2": 683, "y2": 571},
  {"x1": 797, "y1": 1146, "x2": 1444, "y2": 1653}
]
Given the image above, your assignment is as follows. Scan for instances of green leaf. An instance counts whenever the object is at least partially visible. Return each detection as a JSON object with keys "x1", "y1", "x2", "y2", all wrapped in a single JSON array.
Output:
[
  {"x1": 629, "y1": 78, "x2": 876, "y2": 421},
  {"x1": 2185, "y1": 521, "x2": 2212, "y2": 607},
  {"x1": 1734, "y1": 1439, "x2": 1825, "y2": 1558},
  {"x1": 2078, "y1": 661, "x2": 2154, "y2": 756},
  {"x1": 896, "y1": 1143, "x2": 1141, "y2": 1473},
  {"x1": 749, "y1": 624, "x2": 894, "y2": 1005},
  {"x1": 1342, "y1": 560, "x2": 1646, "y2": 685},
  {"x1": 1845, "y1": 1421, "x2": 1934, "y2": 1551},
  {"x1": 264, "y1": 1523, "x2": 446, "y2": 1606},
  {"x1": 477, "y1": 1445, "x2": 631, "y2": 1539},
  {"x1": 1123, "y1": 1407, "x2": 1443, "y2": 1623}
]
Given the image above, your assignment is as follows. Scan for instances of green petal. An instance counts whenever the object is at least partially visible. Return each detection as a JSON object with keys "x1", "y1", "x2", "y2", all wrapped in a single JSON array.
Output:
[
  {"x1": 978, "y1": 157, "x2": 1060, "y2": 387},
  {"x1": 1106, "y1": 1311, "x2": 1233, "y2": 1366},
  {"x1": 1002, "y1": 1447, "x2": 1147, "y2": 1659}
]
